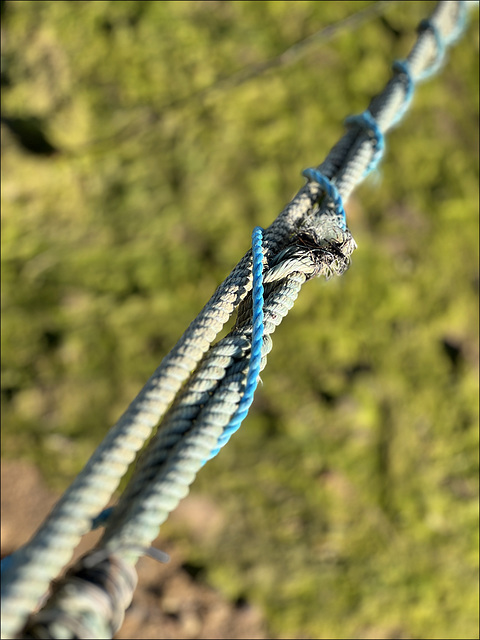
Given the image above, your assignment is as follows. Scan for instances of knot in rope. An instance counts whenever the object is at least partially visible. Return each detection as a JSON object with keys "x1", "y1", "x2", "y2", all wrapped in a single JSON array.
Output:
[
  {"x1": 391, "y1": 1, "x2": 467, "y2": 125},
  {"x1": 345, "y1": 109, "x2": 385, "y2": 175},
  {"x1": 301, "y1": 168, "x2": 347, "y2": 230},
  {"x1": 21, "y1": 552, "x2": 137, "y2": 639}
]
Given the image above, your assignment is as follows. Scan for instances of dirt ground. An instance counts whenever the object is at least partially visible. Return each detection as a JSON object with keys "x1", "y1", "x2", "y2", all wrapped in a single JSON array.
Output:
[{"x1": 1, "y1": 460, "x2": 268, "y2": 639}]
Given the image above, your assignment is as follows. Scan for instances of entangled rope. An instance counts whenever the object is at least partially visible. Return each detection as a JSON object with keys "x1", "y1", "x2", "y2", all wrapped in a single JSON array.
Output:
[{"x1": 1, "y1": 2, "x2": 474, "y2": 638}]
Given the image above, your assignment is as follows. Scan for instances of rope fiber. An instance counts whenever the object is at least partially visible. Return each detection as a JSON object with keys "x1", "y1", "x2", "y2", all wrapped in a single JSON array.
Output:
[{"x1": 1, "y1": 2, "x2": 474, "y2": 638}]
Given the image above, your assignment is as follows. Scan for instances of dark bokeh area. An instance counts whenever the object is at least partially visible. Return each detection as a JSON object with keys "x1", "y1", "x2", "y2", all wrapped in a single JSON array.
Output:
[{"x1": 1, "y1": 1, "x2": 478, "y2": 638}]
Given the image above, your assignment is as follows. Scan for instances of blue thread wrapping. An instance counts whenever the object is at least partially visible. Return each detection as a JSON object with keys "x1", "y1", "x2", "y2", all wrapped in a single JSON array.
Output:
[
  {"x1": 91, "y1": 506, "x2": 114, "y2": 530},
  {"x1": 1, "y1": 555, "x2": 14, "y2": 574},
  {"x1": 391, "y1": 4, "x2": 467, "y2": 121},
  {"x1": 345, "y1": 110, "x2": 385, "y2": 175},
  {"x1": 417, "y1": 3, "x2": 467, "y2": 80},
  {"x1": 206, "y1": 226, "x2": 265, "y2": 461},
  {"x1": 302, "y1": 168, "x2": 347, "y2": 230}
]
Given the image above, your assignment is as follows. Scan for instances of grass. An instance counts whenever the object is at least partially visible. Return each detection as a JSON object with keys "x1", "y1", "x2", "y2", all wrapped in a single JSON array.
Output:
[{"x1": 1, "y1": 1, "x2": 478, "y2": 638}]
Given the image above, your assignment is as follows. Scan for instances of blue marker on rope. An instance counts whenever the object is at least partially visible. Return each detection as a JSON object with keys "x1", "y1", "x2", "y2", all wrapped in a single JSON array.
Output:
[
  {"x1": 392, "y1": 3, "x2": 467, "y2": 119},
  {"x1": 207, "y1": 226, "x2": 265, "y2": 460},
  {"x1": 302, "y1": 168, "x2": 347, "y2": 230},
  {"x1": 345, "y1": 109, "x2": 385, "y2": 175}
]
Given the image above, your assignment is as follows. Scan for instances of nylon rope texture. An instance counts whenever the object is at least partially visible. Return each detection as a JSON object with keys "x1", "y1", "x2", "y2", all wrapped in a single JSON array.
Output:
[{"x1": 1, "y1": 2, "x2": 475, "y2": 638}]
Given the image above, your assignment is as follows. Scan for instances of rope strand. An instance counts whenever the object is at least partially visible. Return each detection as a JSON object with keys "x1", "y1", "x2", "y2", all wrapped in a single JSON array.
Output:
[{"x1": 1, "y1": 3, "x2": 474, "y2": 638}]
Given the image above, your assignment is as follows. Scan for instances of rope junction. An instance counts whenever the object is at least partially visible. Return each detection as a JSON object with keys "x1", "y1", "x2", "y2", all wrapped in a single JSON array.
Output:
[{"x1": 1, "y1": 2, "x2": 474, "y2": 638}]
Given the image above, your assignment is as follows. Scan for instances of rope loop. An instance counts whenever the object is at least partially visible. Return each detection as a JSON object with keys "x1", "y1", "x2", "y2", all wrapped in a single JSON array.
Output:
[
  {"x1": 301, "y1": 168, "x2": 347, "y2": 230},
  {"x1": 345, "y1": 110, "x2": 385, "y2": 175}
]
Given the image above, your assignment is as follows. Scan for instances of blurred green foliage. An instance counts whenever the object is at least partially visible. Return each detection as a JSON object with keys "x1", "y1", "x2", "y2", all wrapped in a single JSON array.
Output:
[{"x1": 1, "y1": 1, "x2": 478, "y2": 638}]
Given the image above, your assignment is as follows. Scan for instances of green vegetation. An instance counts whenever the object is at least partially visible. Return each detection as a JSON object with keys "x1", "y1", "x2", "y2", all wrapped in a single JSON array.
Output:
[{"x1": 1, "y1": 1, "x2": 478, "y2": 638}]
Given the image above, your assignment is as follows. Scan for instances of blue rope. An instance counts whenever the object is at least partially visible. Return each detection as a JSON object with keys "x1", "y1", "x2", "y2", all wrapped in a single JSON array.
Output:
[
  {"x1": 206, "y1": 226, "x2": 265, "y2": 460},
  {"x1": 91, "y1": 506, "x2": 114, "y2": 530},
  {"x1": 301, "y1": 168, "x2": 347, "y2": 230},
  {"x1": 1, "y1": 555, "x2": 14, "y2": 574},
  {"x1": 345, "y1": 109, "x2": 385, "y2": 175}
]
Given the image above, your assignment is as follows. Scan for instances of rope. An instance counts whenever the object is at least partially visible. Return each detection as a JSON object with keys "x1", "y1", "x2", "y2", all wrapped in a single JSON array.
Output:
[
  {"x1": 417, "y1": 18, "x2": 446, "y2": 78},
  {"x1": 344, "y1": 110, "x2": 385, "y2": 175},
  {"x1": 391, "y1": 59, "x2": 415, "y2": 125},
  {"x1": 1, "y1": 2, "x2": 474, "y2": 638},
  {"x1": 17, "y1": 223, "x2": 355, "y2": 640},
  {"x1": 301, "y1": 168, "x2": 347, "y2": 230},
  {"x1": 206, "y1": 226, "x2": 265, "y2": 461},
  {"x1": 21, "y1": 552, "x2": 137, "y2": 640},
  {"x1": 75, "y1": 1, "x2": 400, "y2": 155}
]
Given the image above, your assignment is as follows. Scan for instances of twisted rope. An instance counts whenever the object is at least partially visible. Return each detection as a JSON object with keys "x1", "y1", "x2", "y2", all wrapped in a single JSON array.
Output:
[
  {"x1": 21, "y1": 552, "x2": 137, "y2": 639},
  {"x1": 1, "y1": 2, "x2": 473, "y2": 638},
  {"x1": 206, "y1": 226, "x2": 266, "y2": 460},
  {"x1": 97, "y1": 227, "x2": 353, "y2": 560},
  {"x1": 301, "y1": 168, "x2": 347, "y2": 230},
  {"x1": 19, "y1": 221, "x2": 354, "y2": 640},
  {"x1": 345, "y1": 110, "x2": 385, "y2": 175}
]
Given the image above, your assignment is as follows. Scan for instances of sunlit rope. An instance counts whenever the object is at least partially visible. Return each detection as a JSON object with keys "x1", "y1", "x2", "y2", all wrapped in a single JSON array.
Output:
[
  {"x1": 345, "y1": 110, "x2": 385, "y2": 175},
  {"x1": 206, "y1": 226, "x2": 265, "y2": 461},
  {"x1": 301, "y1": 168, "x2": 347, "y2": 230},
  {"x1": 1, "y1": 2, "x2": 474, "y2": 639}
]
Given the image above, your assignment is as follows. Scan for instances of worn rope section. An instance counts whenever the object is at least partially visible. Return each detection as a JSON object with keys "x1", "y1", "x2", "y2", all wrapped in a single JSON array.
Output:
[
  {"x1": 301, "y1": 168, "x2": 347, "y2": 230},
  {"x1": 1, "y1": 2, "x2": 473, "y2": 638},
  {"x1": 20, "y1": 221, "x2": 353, "y2": 640}
]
